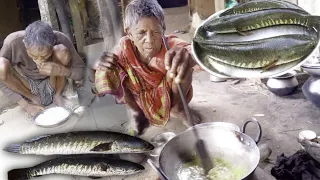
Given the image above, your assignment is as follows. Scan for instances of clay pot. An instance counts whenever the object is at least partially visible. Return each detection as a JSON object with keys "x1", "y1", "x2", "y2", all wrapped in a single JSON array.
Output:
[
  {"x1": 267, "y1": 72, "x2": 298, "y2": 96},
  {"x1": 302, "y1": 64, "x2": 320, "y2": 107}
]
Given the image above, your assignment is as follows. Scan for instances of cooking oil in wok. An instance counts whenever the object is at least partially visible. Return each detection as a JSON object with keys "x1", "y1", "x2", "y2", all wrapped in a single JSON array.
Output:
[{"x1": 178, "y1": 157, "x2": 245, "y2": 180}]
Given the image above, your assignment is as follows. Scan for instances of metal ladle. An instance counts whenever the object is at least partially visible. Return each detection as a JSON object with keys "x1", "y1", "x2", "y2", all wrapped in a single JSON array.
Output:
[{"x1": 161, "y1": 36, "x2": 213, "y2": 175}]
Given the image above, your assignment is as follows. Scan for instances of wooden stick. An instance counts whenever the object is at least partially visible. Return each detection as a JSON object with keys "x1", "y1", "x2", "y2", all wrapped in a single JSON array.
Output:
[{"x1": 69, "y1": 0, "x2": 85, "y2": 53}]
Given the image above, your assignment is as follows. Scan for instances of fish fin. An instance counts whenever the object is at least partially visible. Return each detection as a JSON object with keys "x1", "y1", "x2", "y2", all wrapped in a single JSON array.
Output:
[
  {"x1": 8, "y1": 168, "x2": 31, "y2": 180},
  {"x1": 3, "y1": 144, "x2": 21, "y2": 153},
  {"x1": 24, "y1": 135, "x2": 52, "y2": 143},
  {"x1": 89, "y1": 177, "x2": 102, "y2": 179},
  {"x1": 261, "y1": 59, "x2": 278, "y2": 73},
  {"x1": 99, "y1": 162, "x2": 111, "y2": 172},
  {"x1": 90, "y1": 142, "x2": 113, "y2": 152}
]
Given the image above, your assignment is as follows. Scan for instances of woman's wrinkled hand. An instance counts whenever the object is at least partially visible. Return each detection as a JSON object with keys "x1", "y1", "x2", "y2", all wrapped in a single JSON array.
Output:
[
  {"x1": 164, "y1": 46, "x2": 195, "y2": 83},
  {"x1": 93, "y1": 52, "x2": 119, "y2": 71}
]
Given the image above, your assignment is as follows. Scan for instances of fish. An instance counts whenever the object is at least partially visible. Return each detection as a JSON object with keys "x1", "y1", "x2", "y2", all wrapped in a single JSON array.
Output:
[
  {"x1": 194, "y1": 34, "x2": 317, "y2": 69},
  {"x1": 219, "y1": 0, "x2": 307, "y2": 17},
  {"x1": 7, "y1": 155, "x2": 144, "y2": 180},
  {"x1": 204, "y1": 8, "x2": 320, "y2": 34},
  {"x1": 3, "y1": 131, "x2": 154, "y2": 155},
  {"x1": 202, "y1": 53, "x2": 303, "y2": 78},
  {"x1": 195, "y1": 24, "x2": 317, "y2": 43}
]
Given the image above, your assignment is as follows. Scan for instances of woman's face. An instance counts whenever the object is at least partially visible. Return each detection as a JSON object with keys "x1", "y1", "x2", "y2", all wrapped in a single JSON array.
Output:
[{"x1": 128, "y1": 17, "x2": 163, "y2": 60}]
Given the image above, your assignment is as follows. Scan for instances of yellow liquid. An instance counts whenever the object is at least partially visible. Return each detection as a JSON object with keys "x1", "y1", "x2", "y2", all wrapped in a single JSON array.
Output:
[{"x1": 179, "y1": 157, "x2": 245, "y2": 180}]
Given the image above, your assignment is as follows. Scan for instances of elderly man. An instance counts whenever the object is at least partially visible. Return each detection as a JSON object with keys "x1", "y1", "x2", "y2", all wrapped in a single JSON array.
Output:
[{"x1": 0, "y1": 21, "x2": 85, "y2": 117}]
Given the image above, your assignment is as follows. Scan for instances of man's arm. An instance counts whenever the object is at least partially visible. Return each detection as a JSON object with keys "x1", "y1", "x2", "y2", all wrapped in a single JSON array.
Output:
[{"x1": 57, "y1": 32, "x2": 85, "y2": 81}]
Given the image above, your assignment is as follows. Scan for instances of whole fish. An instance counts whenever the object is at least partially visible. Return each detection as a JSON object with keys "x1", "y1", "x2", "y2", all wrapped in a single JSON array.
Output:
[
  {"x1": 195, "y1": 24, "x2": 318, "y2": 43},
  {"x1": 204, "y1": 8, "x2": 320, "y2": 34},
  {"x1": 220, "y1": 0, "x2": 307, "y2": 17},
  {"x1": 3, "y1": 131, "x2": 154, "y2": 155},
  {"x1": 8, "y1": 155, "x2": 144, "y2": 180},
  {"x1": 195, "y1": 34, "x2": 317, "y2": 69}
]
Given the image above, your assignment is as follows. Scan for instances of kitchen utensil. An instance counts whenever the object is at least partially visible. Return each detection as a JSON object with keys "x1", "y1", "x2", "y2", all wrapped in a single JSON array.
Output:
[
  {"x1": 266, "y1": 72, "x2": 299, "y2": 96},
  {"x1": 150, "y1": 132, "x2": 176, "y2": 157},
  {"x1": 147, "y1": 159, "x2": 169, "y2": 180},
  {"x1": 162, "y1": 36, "x2": 213, "y2": 174},
  {"x1": 301, "y1": 64, "x2": 320, "y2": 107},
  {"x1": 193, "y1": 121, "x2": 241, "y2": 131},
  {"x1": 154, "y1": 118, "x2": 262, "y2": 180},
  {"x1": 33, "y1": 107, "x2": 72, "y2": 128}
]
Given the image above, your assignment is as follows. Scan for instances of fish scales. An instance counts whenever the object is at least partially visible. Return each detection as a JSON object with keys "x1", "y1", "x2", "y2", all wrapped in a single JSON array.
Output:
[
  {"x1": 10, "y1": 156, "x2": 145, "y2": 179},
  {"x1": 205, "y1": 8, "x2": 319, "y2": 33},
  {"x1": 220, "y1": 0, "x2": 306, "y2": 16},
  {"x1": 194, "y1": 34, "x2": 317, "y2": 69},
  {"x1": 4, "y1": 131, "x2": 154, "y2": 155}
]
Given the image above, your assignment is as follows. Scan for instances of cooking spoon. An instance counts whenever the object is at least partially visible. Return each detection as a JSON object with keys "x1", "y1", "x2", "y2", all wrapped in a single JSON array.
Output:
[{"x1": 162, "y1": 36, "x2": 213, "y2": 175}]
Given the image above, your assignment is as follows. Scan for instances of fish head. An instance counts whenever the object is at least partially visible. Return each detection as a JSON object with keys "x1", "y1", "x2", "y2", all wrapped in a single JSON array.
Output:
[{"x1": 119, "y1": 138, "x2": 155, "y2": 153}]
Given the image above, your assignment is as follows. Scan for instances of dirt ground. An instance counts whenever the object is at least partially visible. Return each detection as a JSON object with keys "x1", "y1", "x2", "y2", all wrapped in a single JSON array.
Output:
[{"x1": 0, "y1": 5, "x2": 319, "y2": 180}]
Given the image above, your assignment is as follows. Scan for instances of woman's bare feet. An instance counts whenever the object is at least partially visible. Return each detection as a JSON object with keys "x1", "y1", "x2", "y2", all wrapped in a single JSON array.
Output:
[{"x1": 171, "y1": 108, "x2": 202, "y2": 127}]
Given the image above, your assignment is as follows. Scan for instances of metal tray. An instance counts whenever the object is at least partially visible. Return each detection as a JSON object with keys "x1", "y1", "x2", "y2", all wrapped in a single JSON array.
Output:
[{"x1": 192, "y1": 8, "x2": 320, "y2": 79}]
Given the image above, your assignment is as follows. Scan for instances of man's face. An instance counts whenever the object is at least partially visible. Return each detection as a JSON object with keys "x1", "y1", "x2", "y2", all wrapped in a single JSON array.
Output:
[{"x1": 26, "y1": 46, "x2": 53, "y2": 66}]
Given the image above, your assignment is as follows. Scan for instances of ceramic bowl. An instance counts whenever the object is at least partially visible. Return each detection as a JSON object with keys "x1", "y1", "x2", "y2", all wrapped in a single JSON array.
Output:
[{"x1": 301, "y1": 64, "x2": 320, "y2": 76}]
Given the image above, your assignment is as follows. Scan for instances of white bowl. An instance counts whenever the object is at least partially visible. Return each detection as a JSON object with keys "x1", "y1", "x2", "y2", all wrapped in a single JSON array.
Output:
[{"x1": 33, "y1": 107, "x2": 72, "y2": 128}]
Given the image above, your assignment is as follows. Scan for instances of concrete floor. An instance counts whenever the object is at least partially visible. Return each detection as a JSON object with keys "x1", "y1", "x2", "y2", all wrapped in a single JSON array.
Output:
[{"x1": 0, "y1": 5, "x2": 320, "y2": 180}]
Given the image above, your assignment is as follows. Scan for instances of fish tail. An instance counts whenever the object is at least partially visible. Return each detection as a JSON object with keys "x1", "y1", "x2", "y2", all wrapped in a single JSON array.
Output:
[
  {"x1": 8, "y1": 168, "x2": 30, "y2": 180},
  {"x1": 3, "y1": 144, "x2": 22, "y2": 153}
]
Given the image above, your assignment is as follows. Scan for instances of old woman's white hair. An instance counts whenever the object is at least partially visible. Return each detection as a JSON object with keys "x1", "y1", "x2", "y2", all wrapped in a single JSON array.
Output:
[{"x1": 125, "y1": 0, "x2": 166, "y2": 33}]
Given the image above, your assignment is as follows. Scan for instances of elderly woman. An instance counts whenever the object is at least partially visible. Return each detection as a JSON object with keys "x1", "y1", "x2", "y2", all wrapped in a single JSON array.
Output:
[{"x1": 94, "y1": 0, "x2": 201, "y2": 135}]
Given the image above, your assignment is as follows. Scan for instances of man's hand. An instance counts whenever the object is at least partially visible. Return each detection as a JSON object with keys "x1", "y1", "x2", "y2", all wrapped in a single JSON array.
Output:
[
  {"x1": 18, "y1": 99, "x2": 44, "y2": 117},
  {"x1": 24, "y1": 104, "x2": 45, "y2": 117},
  {"x1": 38, "y1": 62, "x2": 71, "y2": 77},
  {"x1": 164, "y1": 46, "x2": 196, "y2": 83}
]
